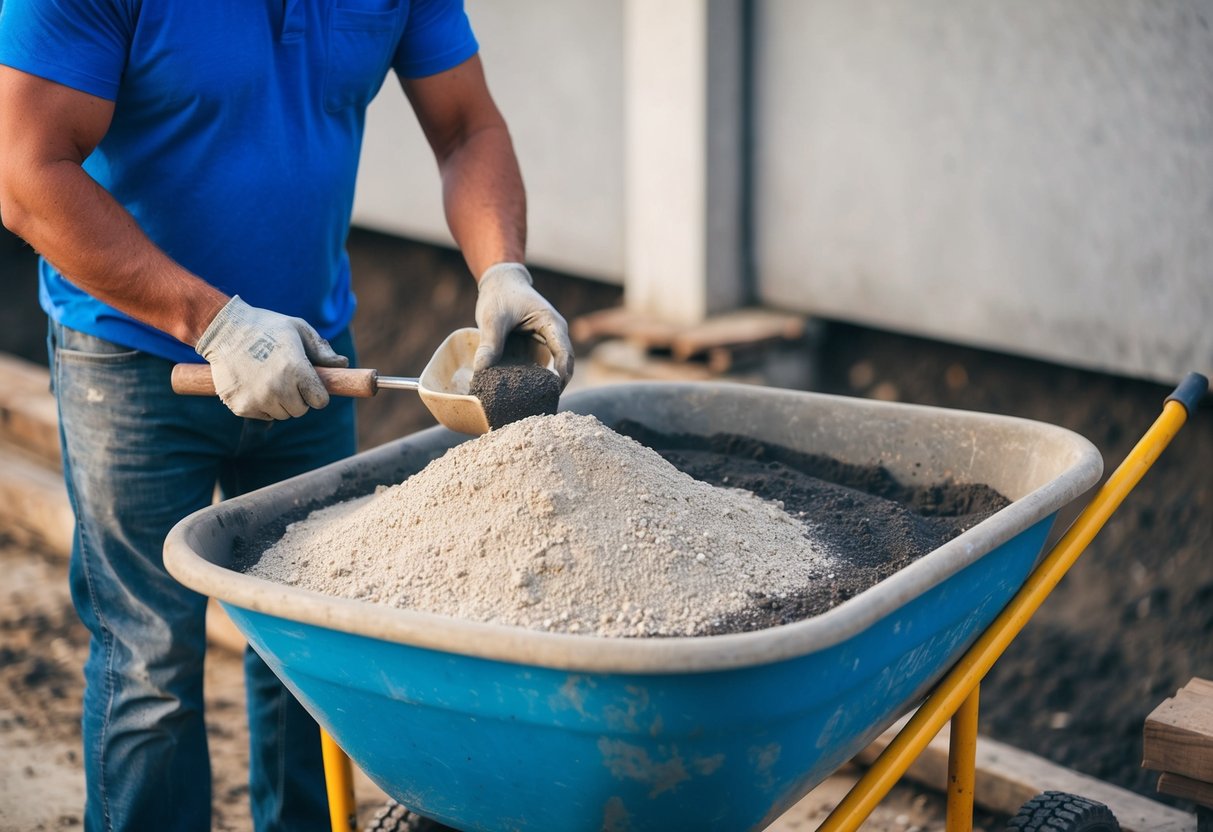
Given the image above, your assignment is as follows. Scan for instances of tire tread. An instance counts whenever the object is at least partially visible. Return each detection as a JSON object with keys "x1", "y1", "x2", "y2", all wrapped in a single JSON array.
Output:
[{"x1": 1005, "y1": 791, "x2": 1120, "y2": 832}]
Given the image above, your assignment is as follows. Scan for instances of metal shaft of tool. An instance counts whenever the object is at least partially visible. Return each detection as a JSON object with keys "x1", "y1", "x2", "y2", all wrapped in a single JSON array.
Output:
[{"x1": 374, "y1": 375, "x2": 420, "y2": 391}]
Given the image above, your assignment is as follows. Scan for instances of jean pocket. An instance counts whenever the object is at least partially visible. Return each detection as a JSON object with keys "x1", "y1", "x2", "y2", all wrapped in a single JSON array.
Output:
[
  {"x1": 54, "y1": 325, "x2": 143, "y2": 365},
  {"x1": 323, "y1": 1, "x2": 406, "y2": 113}
]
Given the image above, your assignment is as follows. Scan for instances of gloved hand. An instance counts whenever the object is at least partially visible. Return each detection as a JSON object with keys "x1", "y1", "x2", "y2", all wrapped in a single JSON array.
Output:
[
  {"x1": 474, "y1": 262, "x2": 574, "y2": 388},
  {"x1": 194, "y1": 295, "x2": 348, "y2": 420}
]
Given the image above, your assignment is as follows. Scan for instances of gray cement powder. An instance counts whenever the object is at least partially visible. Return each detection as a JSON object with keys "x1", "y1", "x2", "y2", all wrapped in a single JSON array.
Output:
[{"x1": 250, "y1": 412, "x2": 836, "y2": 637}]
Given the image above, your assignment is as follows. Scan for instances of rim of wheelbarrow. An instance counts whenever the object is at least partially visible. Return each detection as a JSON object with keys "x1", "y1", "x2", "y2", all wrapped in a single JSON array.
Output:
[{"x1": 164, "y1": 383, "x2": 1103, "y2": 675}]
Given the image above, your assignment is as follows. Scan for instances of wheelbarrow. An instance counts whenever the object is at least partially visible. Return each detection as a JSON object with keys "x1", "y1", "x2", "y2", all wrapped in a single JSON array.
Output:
[{"x1": 163, "y1": 374, "x2": 1207, "y2": 831}]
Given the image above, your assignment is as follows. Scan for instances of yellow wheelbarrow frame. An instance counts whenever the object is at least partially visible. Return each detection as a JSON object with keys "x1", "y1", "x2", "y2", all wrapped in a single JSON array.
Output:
[
  {"x1": 320, "y1": 372, "x2": 1207, "y2": 832},
  {"x1": 821, "y1": 372, "x2": 1207, "y2": 832}
]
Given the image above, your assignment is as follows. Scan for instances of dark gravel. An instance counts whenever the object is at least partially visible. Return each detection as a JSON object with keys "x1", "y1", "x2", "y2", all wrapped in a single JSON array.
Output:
[
  {"x1": 616, "y1": 421, "x2": 1010, "y2": 632},
  {"x1": 470, "y1": 363, "x2": 561, "y2": 430}
]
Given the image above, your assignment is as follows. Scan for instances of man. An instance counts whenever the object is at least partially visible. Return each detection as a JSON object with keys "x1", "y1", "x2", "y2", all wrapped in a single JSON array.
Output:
[{"x1": 0, "y1": 1, "x2": 571, "y2": 829}]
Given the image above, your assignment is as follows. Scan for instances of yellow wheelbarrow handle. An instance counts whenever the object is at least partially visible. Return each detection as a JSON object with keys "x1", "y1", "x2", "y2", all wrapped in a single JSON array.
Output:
[{"x1": 821, "y1": 372, "x2": 1208, "y2": 832}]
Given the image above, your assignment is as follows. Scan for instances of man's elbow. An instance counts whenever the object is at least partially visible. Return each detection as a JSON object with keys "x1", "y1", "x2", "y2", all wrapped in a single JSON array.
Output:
[
  {"x1": 0, "y1": 203, "x2": 30, "y2": 242},
  {"x1": 0, "y1": 169, "x2": 33, "y2": 240}
]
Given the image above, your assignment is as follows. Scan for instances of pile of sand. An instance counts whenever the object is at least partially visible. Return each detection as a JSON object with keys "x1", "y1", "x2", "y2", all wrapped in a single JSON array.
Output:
[{"x1": 250, "y1": 412, "x2": 835, "y2": 637}]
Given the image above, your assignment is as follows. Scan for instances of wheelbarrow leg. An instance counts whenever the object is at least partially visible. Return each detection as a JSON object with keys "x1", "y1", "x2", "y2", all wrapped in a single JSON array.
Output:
[
  {"x1": 817, "y1": 373, "x2": 1207, "y2": 832},
  {"x1": 321, "y1": 728, "x2": 358, "y2": 832},
  {"x1": 946, "y1": 684, "x2": 978, "y2": 832}
]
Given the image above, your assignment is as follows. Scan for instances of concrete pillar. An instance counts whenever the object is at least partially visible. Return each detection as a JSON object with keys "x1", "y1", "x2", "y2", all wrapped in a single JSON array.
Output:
[{"x1": 623, "y1": 0, "x2": 746, "y2": 325}]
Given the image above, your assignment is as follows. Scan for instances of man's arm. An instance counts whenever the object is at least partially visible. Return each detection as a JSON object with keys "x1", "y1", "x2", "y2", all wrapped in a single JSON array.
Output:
[
  {"x1": 401, "y1": 55, "x2": 524, "y2": 280},
  {"x1": 0, "y1": 66, "x2": 346, "y2": 419},
  {"x1": 0, "y1": 66, "x2": 227, "y2": 344},
  {"x1": 401, "y1": 56, "x2": 574, "y2": 385}
]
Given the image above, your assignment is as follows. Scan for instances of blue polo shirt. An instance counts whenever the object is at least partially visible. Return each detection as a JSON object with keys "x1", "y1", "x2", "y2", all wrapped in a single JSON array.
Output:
[{"x1": 0, "y1": 0, "x2": 478, "y2": 363}]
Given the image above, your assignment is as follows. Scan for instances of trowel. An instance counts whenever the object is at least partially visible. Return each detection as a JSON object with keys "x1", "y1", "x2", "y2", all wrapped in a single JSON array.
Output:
[{"x1": 171, "y1": 327, "x2": 552, "y2": 436}]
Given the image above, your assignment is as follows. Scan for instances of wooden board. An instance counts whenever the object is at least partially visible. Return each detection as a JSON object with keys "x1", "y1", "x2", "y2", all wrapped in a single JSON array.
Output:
[
  {"x1": 668, "y1": 308, "x2": 807, "y2": 361},
  {"x1": 1144, "y1": 678, "x2": 1213, "y2": 783},
  {"x1": 569, "y1": 306, "x2": 681, "y2": 349},
  {"x1": 0, "y1": 353, "x2": 61, "y2": 469},
  {"x1": 570, "y1": 305, "x2": 807, "y2": 364},
  {"x1": 0, "y1": 443, "x2": 74, "y2": 554},
  {"x1": 206, "y1": 600, "x2": 247, "y2": 653},
  {"x1": 1158, "y1": 771, "x2": 1213, "y2": 809}
]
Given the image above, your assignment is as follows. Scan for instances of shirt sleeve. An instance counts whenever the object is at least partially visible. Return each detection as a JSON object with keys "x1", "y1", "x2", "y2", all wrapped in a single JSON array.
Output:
[
  {"x1": 392, "y1": 0, "x2": 479, "y2": 79},
  {"x1": 0, "y1": 0, "x2": 133, "y2": 100}
]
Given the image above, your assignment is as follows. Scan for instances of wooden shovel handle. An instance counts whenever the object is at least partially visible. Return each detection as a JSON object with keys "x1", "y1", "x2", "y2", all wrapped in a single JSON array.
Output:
[{"x1": 171, "y1": 364, "x2": 379, "y2": 398}]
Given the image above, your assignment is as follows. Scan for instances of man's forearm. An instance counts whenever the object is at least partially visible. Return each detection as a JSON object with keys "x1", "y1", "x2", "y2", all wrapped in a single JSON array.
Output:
[
  {"x1": 1, "y1": 159, "x2": 227, "y2": 345},
  {"x1": 438, "y1": 122, "x2": 527, "y2": 280}
]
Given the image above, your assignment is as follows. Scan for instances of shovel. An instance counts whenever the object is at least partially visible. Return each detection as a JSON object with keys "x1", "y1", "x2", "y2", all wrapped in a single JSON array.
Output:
[{"x1": 171, "y1": 327, "x2": 552, "y2": 436}]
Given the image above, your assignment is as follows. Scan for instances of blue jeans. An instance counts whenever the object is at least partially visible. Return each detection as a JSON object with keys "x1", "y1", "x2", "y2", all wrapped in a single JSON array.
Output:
[{"x1": 50, "y1": 321, "x2": 357, "y2": 832}]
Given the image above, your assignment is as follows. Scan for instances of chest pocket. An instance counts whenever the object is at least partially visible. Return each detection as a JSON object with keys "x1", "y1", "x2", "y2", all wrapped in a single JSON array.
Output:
[{"x1": 323, "y1": 1, "x2": 406, "y2": 112}]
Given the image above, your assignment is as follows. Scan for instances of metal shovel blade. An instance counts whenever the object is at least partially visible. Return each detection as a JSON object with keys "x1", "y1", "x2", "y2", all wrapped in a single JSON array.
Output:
[
  {"x1": 416, "y1": 328, "x2": 491, "y2": 435},
  {"x1": 418, "y1": 327, "x2": 555, "y2": 435}
]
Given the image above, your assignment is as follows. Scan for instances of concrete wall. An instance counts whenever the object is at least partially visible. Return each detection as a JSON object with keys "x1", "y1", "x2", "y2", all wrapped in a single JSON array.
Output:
[
  {"x1": 753, "y1": 0, "x2": 1213, "y2": 382},
  {"x1": 352, "y1": 0, "x2": 625, "y2": 283},
  {"x1": 354, "y1": 0, "x2": 1213, "y2": 383}
]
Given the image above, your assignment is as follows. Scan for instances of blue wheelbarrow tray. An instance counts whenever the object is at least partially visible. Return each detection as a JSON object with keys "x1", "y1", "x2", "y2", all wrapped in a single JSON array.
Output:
[{"x1": 164, "y1": 383, "x2": 1102, "y2": 831}]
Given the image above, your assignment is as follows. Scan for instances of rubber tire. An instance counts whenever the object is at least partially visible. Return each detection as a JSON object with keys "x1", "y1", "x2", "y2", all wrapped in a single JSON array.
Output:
[
  {"x1": 1005, "y1": 791, "x2": 1120, "y2": 831},
  {"x1": 364, "y1": 799, "x2": 461, "y2": 832}
]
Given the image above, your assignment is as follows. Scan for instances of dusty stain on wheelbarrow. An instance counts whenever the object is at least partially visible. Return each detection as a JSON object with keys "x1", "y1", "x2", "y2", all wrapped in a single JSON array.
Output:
[
  {"x1": 558, "y1": 676, "x2": 670, "y2": 736},
  {"x1": 552, "y1": 674, "x2": 594, "y2": 718},
  {"x1": 603, "y1": 686, "x2": 660, "y2": 734},
  {"x1": 597, "y1": 740, "x2": 739, "y2": 829},
  {"x1": 599, "y1": 733, "x2": 730, "y2": 791},
  {"x1": 599, "y1": 739, "x2": 687, "y2": 797}
]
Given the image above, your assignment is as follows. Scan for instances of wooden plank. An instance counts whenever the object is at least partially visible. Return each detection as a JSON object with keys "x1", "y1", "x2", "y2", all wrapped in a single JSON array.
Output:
[
  {"x1": 0, "y1": 396, "x2": 61, "y2": 469},
  {"x1": 1158, "y1": 772, "x2": 1213, "y2": 809},
  {"x1": 0, "y1": 443, "x2": 74, "y2": 555},
  {"x1": 571, "y1": 306, "x2": 808, "y2": 364},
  {"x1": 580, "y1": 340, "x2": 718, "y2": 385},
  {"x1": 0, "y1": 353, "x2": 60, "y2": 469},
  {"x1": 569, "y1": 306, "x2": 681, "y2": 349},
  {"x1": 668, "y1": 308, "x2": 806, "y2": 361},
  {"x1": 206, "y1": 600, "x2": 247, "y2": 654},
  {"x1": 0, "y1": 352, "x2": 51, "y2": 393},
  {"x1": 1144, "y1": 678, "x2": 1213, "y2": 782},
  {"x1": 856, "y1": 714, "x2": 1195, "y2": 832}
]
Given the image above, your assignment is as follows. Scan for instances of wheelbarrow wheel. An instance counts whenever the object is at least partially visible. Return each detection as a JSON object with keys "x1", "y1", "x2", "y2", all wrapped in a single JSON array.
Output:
[
  {"x1": 364, "y1": 799, "x2": 461, "y2": 832},
  {"x1": 1005, "y1": 791, "x2": 1120, "y2": 831}
]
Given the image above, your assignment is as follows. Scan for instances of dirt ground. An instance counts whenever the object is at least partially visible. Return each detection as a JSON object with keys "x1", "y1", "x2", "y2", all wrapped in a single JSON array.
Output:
[
  {"x1": 1, "y1": 227, "x2": 1209, "y2": 828},
  {"x1": 0, "y1": 533, "x2": 261, "y2": 832}
]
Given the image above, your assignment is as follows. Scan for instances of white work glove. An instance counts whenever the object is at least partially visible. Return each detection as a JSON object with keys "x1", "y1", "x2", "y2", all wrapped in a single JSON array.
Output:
[
  {"x1": 195, "y1": 295, "x2": 348, "y2": 420},
  {"x1": 474, "y1": 262, "x2": 574, "y2": 388}
]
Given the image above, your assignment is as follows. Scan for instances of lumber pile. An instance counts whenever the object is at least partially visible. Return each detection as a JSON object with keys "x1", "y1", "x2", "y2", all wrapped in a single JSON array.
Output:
[
  {"x1": 1144, "y1": 677, "x2": 1213, "y2": 830},
  {"x1": 570, "y1": 306, "x2": 813, "y2": 383}
]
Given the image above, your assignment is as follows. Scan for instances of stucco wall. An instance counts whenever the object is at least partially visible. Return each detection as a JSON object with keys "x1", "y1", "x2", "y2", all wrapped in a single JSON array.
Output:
[
  {"x1": 352, "y1": 0, "x2": 625, "y2": 283},
  {"x1": 354, "y1": 1, "x2": 1212, "y2": 382},
  {"x1": 753, "y1": 1, "x2": 1213, "y2": 382}
]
